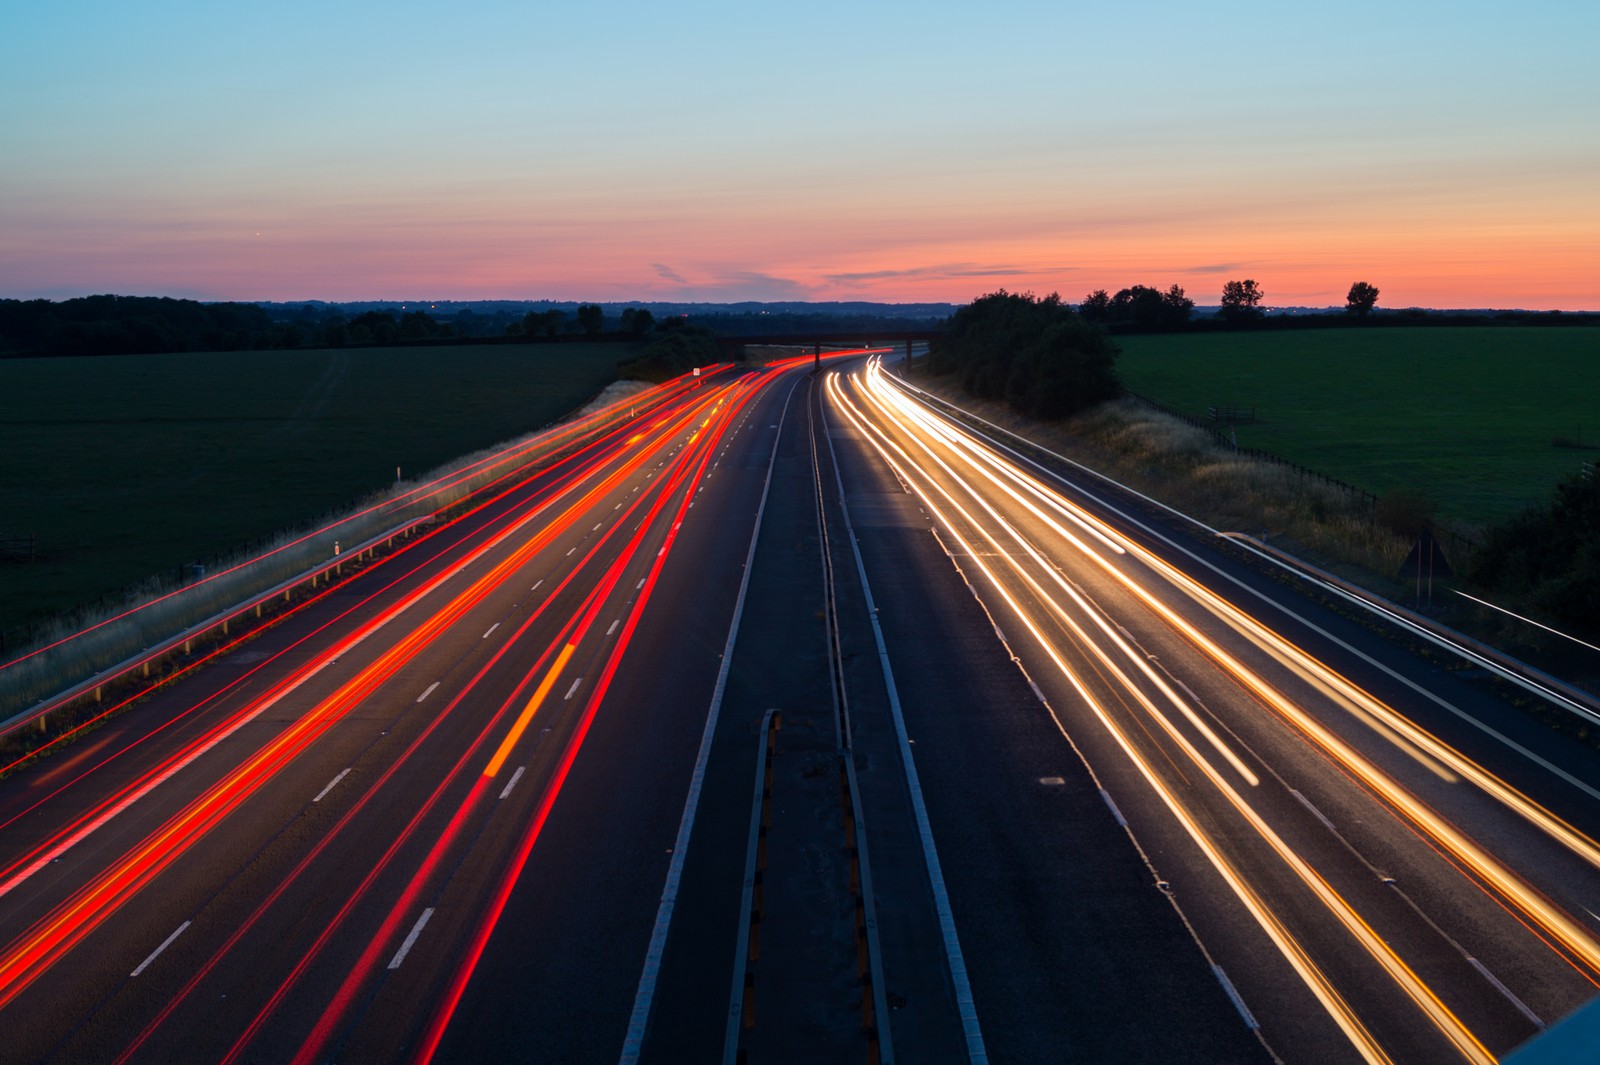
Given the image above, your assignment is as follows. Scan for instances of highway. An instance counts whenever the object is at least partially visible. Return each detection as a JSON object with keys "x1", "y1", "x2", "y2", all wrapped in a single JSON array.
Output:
[{"x1": 0, "y1": 351, "x2": 1595, "y2": 1063}]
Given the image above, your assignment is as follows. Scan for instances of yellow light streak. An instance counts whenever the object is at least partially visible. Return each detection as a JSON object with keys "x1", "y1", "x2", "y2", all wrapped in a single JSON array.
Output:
[
  {"x1": 839, "y1": 372, "x2": 1259, "y2": 787},
  {"x1": 866, "y1": 361, "x2": 1600, "y2": 975},
  {"x1": 484, "y1": 645, "x2": 577, "y2": 780},
  {"x1": 830, "y1": 368, "x2": 1499, "y2": 1064}
]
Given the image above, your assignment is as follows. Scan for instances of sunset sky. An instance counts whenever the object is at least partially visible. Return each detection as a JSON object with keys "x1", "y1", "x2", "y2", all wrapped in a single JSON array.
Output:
[{"x1": 4, "y1": 0, "x2": 1596, "y2": 309}]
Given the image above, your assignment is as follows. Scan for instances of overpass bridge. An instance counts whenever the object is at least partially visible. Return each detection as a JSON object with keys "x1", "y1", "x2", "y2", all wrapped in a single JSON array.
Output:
[{"x1": 714, "y1": 330, "x2": 942, "y2": 370}]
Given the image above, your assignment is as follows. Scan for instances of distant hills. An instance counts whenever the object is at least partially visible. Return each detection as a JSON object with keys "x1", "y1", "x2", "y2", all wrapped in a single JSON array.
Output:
[{"x1": 253, "y1": 299, "x2": 962, "y2": 319}]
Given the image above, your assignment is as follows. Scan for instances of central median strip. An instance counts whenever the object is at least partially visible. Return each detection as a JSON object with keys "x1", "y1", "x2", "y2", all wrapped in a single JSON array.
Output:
[{"x1": 821, "y1": 371, "x2": 984, "y2": 1064}]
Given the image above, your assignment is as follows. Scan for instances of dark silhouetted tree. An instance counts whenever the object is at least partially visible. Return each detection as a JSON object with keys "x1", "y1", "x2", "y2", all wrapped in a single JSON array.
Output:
[
  {"x1": 1117, "y1": 286, "x2": 1167, "y2": 328},
  {"x1": 1219, "y1": 279, "x2": 1264, "y2": 322},
  {"x1": 1346, "y1": 281, "x2": 1380, "y2": 317},
  {"x1": 576, "y1": 303, "x2": 604, "y2": 338},
  {"x1": 350, "y1": 311, "x2": 397, "y2": 344},
  {"x1": 1082, "y1": 285, "x2": 1190, "y2": 329},
  {"x1": 937, "y1": 291, "x2": 1120, "y2": 419},
  {"x1": 1079, "y1": 289, "x2": 1111, "y2": 323},
  {"x1": 620, "y1": 307, "x2": 655, "y2": 338},
  {"x1": 399, "y1": 310, "x2": 438, "y2": 340},
  {"x1": 1161, "y1": 284, "x2": 1194, "y2": 327}
]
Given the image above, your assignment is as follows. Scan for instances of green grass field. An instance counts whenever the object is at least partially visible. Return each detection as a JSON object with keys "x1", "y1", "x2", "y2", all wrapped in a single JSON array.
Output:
[
  {"x1": 1115, "y1": 327, "x2": 1600, "y2": 526},
  {"x1": 0, "y1": 342, "x2": 634, "y2": 638}
]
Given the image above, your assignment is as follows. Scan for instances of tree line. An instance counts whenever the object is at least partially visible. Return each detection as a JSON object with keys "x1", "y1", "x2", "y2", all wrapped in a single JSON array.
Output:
[
  {"x1": 0, "y1": 296, "x2": 954, "y2": 359},
  {"x1": 1072, "y1": 278, "x2": 1387, "y2": 330},
  {"x1": 0, "y1": 296, "x2": 284, "y2": 357},
  {"x1": 0, "y1": 297, "x2": 645, "y2": 357}
]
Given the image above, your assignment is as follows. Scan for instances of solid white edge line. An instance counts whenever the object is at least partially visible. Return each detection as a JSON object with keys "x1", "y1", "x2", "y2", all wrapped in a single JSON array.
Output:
[
  {"x1": 618, "y1": 375, "x2": 802, "y2": 1065},
  {"x1": 131, "y1": 920, "x2": 190, "y2": 977},
  {"x1": 313, "y1": 768, "x2": 350, "y2": 803},
  {"x1": 1213, "y1": 964, "x2": 1261, "y2": 1030},
  {"x1": 499, "y1": 765, "x2": 526, "y2": 800},
  {"x1": 820, "y1": 374, "x2": 986, "y2": 1064},
  {"x1": 1099, "y1": 788, "x2": 1128, "y2": 828},
  {"x1": 417, "y1": 681, "x2": 440, "y2": 703},
  {"x1": 388, "y1": 907, "x2": 435, "y2": 970},
  {"x1": 1467, "y1": 956, "x2": 1544, "y2": 1028}
]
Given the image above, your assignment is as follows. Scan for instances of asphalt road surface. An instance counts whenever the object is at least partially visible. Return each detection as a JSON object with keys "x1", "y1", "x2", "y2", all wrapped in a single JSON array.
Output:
[{"x1": 0, "y1": 352, "x2": 1595, "y2": 1064}]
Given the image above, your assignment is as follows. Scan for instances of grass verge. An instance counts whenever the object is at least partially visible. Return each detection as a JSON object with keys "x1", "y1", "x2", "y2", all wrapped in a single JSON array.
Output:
[
  {"x1": 0, "y1": 342, "x2": 635, "y2": 643},
  {"x1": 1116, "y1": 326, "x2": 1600, "y2": 526}
]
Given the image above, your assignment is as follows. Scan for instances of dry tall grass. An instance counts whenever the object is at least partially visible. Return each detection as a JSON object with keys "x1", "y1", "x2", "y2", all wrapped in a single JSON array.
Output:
[{"x1": 912, "y1": 382, "x2": 1420, "y2": 594}]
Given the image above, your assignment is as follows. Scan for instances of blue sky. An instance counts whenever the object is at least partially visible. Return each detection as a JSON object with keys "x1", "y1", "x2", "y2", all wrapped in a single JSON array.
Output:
[{"x1": 3, "y1": 0, "x2": 1596, "y2": 306}]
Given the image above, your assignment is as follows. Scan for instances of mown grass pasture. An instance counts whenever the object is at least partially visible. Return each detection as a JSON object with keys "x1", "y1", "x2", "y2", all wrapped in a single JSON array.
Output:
[
  {"x1": 1115, "y1": 327, "x2": 1600, "y2": 526},
  {"x1": 0, "y1": 343, "x2": 633, "y2": 638}
]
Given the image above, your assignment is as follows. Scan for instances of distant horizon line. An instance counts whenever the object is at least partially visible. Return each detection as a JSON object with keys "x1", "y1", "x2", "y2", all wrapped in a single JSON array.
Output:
[{"x1": 7, "y1": 293, "x2": 1599, "y2": 315}]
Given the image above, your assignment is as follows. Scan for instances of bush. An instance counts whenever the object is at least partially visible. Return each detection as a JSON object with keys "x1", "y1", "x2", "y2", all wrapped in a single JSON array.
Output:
[
  {"x1": 938, "y1": 291, "x2": 1120, "y2": 419},
  {"x1": 618, "y1": 324, "x2": 719, "y2": 382},
  {"x1": 1472, "y1": 469, "x2": 1600, "y2": 638}
]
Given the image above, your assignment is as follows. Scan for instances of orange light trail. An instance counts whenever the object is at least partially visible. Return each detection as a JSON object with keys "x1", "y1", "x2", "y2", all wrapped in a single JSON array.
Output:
[{"x1": 0, "y1": 376, "x2": 737, "y2": 1012}]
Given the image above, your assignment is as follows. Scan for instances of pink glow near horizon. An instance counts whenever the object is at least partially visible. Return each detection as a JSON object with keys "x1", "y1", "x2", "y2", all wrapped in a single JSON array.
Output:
[{"x1": 6, "y1": 208, "x2": 1595, "y2": 310}]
